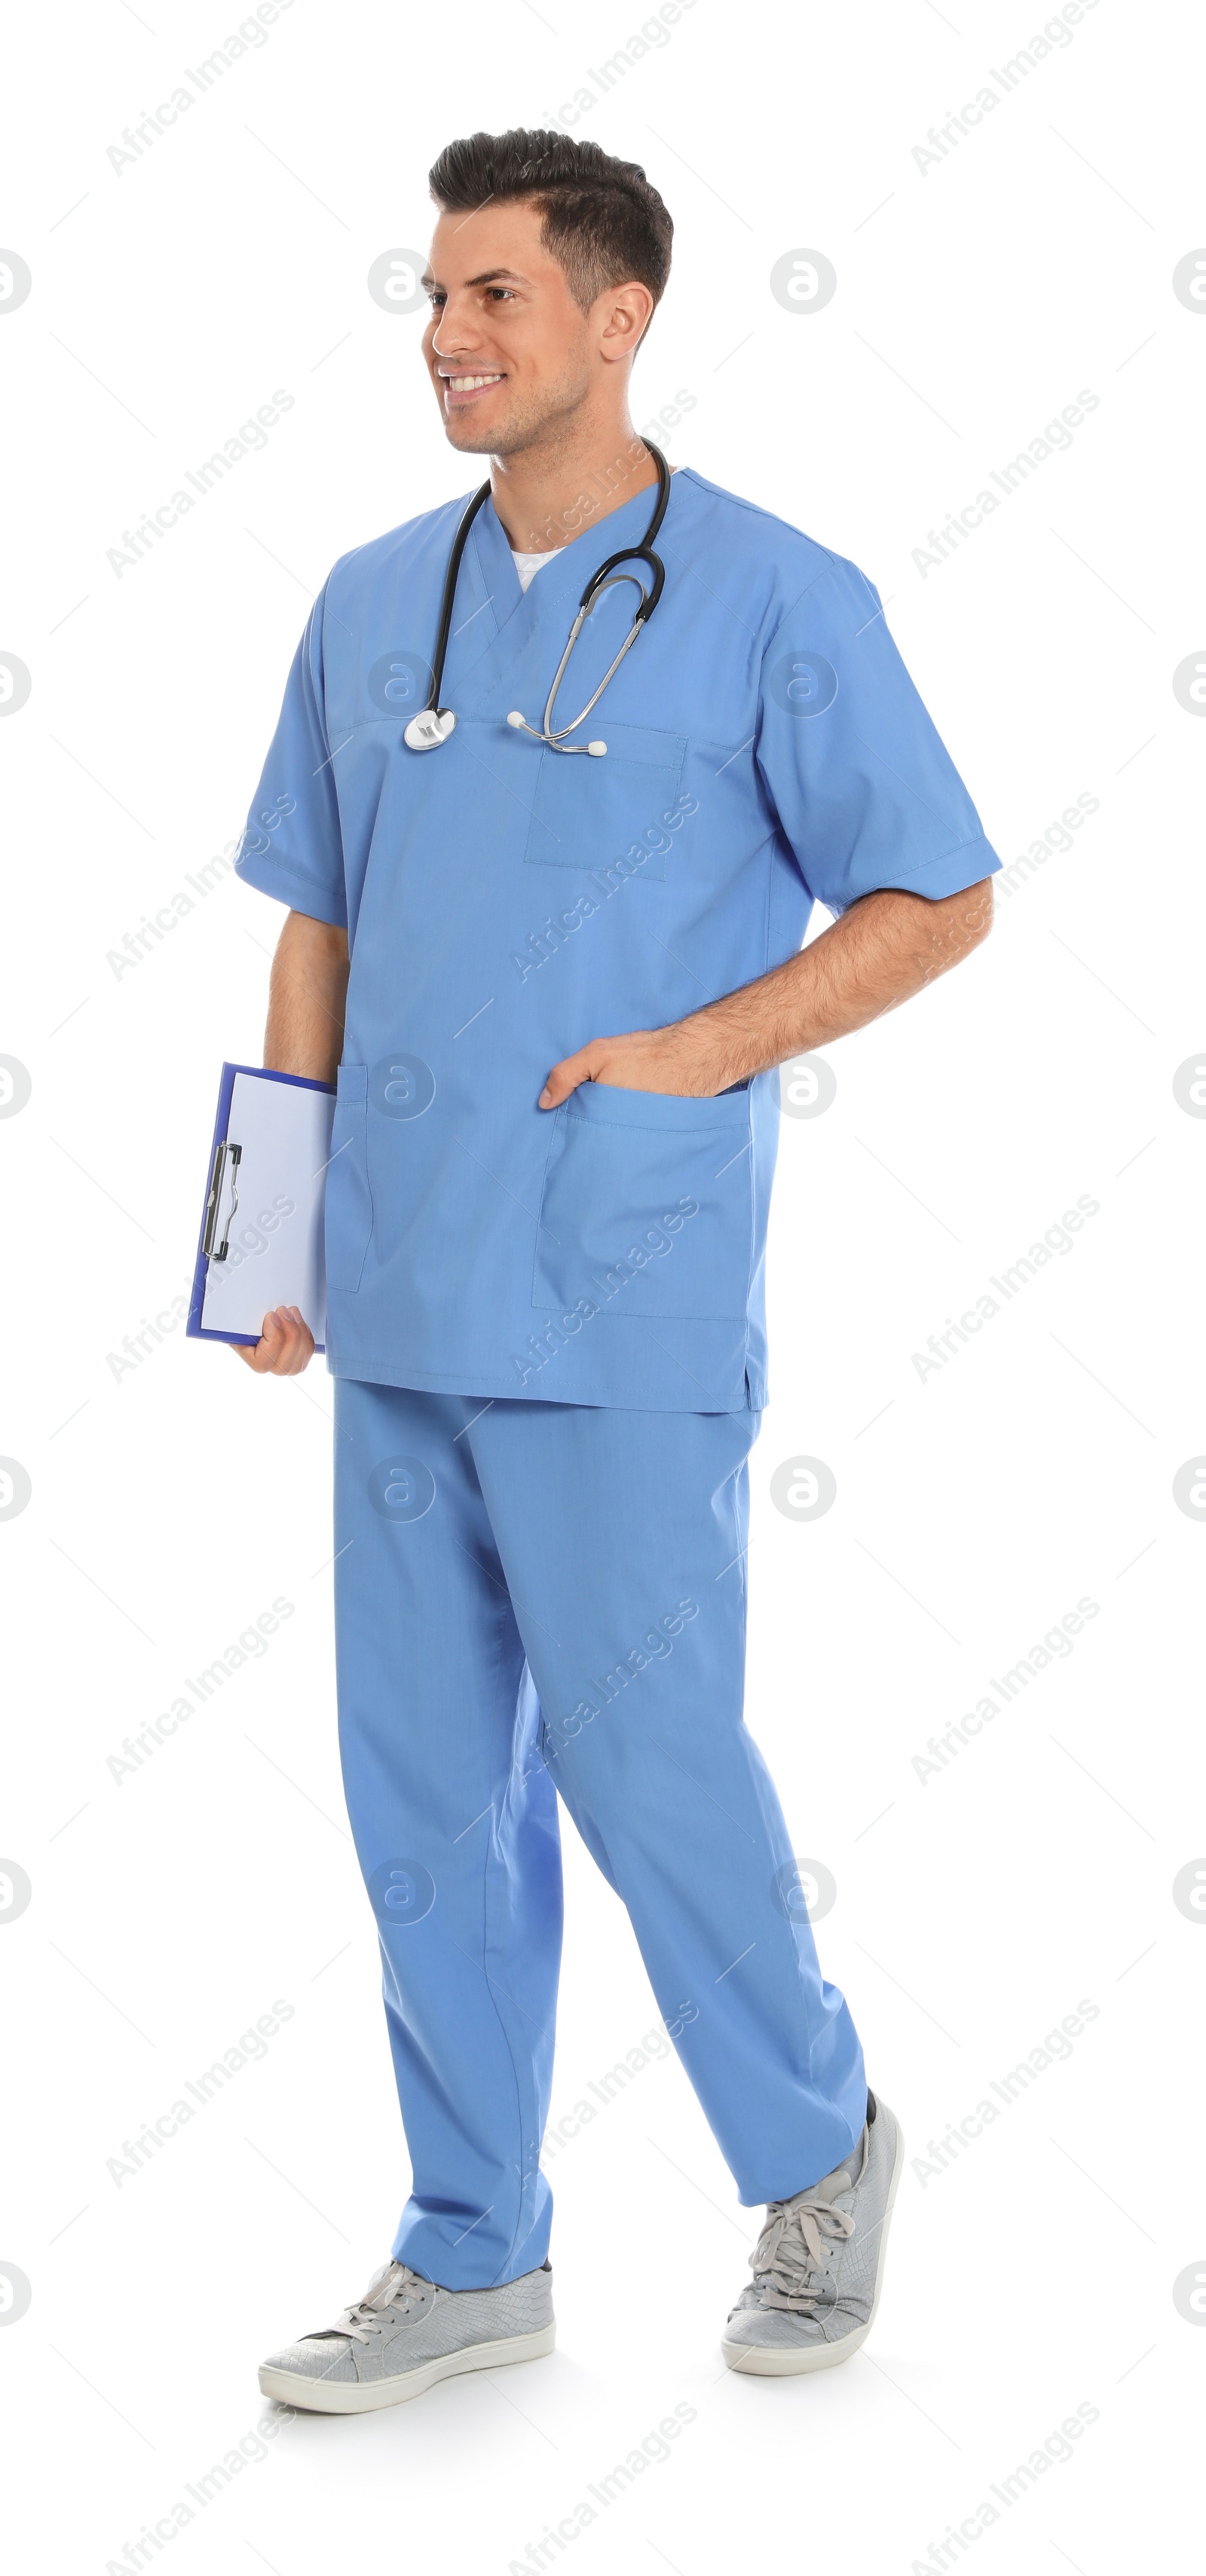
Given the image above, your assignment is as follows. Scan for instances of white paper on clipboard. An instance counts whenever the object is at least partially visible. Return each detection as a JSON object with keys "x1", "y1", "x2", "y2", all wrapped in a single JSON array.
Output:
[{"x1": 200, "y1": 1070, "x2": 336, "y2": 1345}]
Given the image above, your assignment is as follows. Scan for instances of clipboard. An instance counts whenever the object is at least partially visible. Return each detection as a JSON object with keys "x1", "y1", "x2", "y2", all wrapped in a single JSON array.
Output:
[{"x1": 187, "y1": 1062, "x2": 337, "y2": 1351}]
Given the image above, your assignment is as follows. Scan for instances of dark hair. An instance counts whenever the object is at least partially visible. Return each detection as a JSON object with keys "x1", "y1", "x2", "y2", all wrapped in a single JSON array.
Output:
[{"x1": 427, "y1": 127, "x2": 672, "y2": 314}]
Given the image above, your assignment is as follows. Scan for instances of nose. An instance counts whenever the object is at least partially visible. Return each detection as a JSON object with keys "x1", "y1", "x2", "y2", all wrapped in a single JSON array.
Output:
[
  {"x1": 430, "y1": 292, "x2": 485, "y2": 361},
  {"x1": 431, "y1": 331, "x2": 483, "y2": 364}
]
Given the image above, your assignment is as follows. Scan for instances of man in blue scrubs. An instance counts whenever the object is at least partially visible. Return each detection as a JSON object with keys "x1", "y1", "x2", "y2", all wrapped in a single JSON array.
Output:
[{"x1": 240, "y1": 130, "x2": 998, "y2": 2412}]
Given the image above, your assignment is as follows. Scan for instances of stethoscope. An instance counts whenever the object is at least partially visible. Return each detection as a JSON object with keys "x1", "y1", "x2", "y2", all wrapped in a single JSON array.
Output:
[{"x1": 403, "y1": 442, "x2": 671, "y2": 759}]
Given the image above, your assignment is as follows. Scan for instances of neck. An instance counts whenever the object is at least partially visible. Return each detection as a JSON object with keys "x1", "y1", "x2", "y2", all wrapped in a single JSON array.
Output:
[{"x1": 488, "y1": 411, "x2": 659, "y2": 554}]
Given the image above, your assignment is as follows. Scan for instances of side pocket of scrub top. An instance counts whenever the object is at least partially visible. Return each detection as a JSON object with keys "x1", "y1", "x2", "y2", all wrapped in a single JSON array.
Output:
[
  {"x1": 324, "y1": 1062, "x2": 373, "y2": 1293},
  {"x1": 532, "y1": 1081, "x2": 754, "y2": 1321},
  {"x1": 522, "y1": 722, "x2": 687, "y2": 878}
]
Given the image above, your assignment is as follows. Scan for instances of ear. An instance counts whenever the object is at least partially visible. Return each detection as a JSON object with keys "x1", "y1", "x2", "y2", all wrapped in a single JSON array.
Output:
[{"x1": 597, "y1": 278, "x2": 656, "y2": 363}]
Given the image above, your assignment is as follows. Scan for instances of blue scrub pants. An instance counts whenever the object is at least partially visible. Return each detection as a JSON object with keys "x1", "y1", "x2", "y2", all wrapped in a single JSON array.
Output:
[{"x1": 333, "y1": 1381, "x2": 867, "y2": 2289}]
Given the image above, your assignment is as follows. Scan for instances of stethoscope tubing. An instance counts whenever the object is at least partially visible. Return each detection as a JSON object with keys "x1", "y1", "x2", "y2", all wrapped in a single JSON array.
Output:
[{"x1": 413, "y1": 442, "x2": 670, "y2": 750}]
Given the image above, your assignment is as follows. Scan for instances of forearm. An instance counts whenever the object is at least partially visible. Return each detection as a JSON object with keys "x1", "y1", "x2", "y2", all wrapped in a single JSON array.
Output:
[
  {"x1": 264, "y1": 910, "x2": 350, "y2": 1083},
  {"x1": 674, "y1": 877, "x2": 996, "y2": 1091},
  {"x1": 540, "y1": 877, "x2": 994, "y2": 1106}
]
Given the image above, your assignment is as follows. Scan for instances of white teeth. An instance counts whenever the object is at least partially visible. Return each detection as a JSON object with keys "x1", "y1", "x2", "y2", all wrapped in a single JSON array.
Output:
[{"x1": 445, "y1": 374, "x2": 502, "y2": 391}]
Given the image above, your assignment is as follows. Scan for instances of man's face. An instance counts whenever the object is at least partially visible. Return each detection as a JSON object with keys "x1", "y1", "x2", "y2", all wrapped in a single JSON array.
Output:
[{"x1": 421, "y1": 200, "x2": 596, "y2": 457}]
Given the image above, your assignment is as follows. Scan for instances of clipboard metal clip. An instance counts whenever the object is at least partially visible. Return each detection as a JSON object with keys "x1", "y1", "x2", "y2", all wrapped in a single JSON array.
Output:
[{"x1": 202, "y1": 1139, "x2": 242, "y2": 1261}]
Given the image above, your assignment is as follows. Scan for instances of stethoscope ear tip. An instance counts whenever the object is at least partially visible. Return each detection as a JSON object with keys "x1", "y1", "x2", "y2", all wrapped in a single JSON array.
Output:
[{"x1": 506, "y1": 710, "x2": 525, "y2": 728}]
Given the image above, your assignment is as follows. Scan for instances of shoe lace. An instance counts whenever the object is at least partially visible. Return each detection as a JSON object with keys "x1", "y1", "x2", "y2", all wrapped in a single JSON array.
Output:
[
  {"x1": 750, "y1": 2189, "x2": 856, "y2": 2314},
  {"x1": 325, "y1": 2260, "x2": 431, "y2": 2343}
]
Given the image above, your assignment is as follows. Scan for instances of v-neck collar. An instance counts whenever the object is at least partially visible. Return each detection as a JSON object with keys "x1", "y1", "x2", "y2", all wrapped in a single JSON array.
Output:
[{"x1": 467, "y1": 470, "x2": 677, "y2": 658}]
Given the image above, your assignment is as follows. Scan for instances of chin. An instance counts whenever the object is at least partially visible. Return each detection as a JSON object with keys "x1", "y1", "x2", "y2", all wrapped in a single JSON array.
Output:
[
  {"x1": 442, "y1": 406, "x2": 512, "y2": 456},
  {"x1": 443, "y1": 427, "x2": 495, "y2": 456}
]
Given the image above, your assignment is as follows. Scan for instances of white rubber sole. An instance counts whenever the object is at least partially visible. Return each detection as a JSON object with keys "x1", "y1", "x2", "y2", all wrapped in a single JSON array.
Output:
[
  {"x1": 721, "y1": 2112, "x2": 906, "y2": 2377},
  {"x1": 259, "y1": 2319, "x2": 556, "y2": 2414}
]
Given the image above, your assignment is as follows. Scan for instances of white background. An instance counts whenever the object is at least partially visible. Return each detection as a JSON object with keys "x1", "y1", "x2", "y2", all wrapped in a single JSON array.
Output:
[{"x1": 2, "y1": 1, "x2": 1203, "y2": 2568}]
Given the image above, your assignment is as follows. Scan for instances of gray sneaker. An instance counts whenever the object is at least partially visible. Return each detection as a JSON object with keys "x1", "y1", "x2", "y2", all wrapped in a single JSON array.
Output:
[
  {"x1": 722, "y1": 2092, "x2": 903, "y2": 2375},
  {"x1": 259, "y1": 2257, "x2": 555, "y2": 2413}
]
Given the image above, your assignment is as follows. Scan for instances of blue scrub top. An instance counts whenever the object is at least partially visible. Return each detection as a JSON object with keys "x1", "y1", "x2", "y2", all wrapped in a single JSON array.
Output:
[{"x1": 234, "y1": 467, "x2": 999, "y2": 1412}]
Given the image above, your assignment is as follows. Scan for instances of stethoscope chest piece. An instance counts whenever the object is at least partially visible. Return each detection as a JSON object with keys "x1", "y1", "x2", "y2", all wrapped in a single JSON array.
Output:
[{"x1": 403, "y1": 707, "x2": 457, "y2": 751}]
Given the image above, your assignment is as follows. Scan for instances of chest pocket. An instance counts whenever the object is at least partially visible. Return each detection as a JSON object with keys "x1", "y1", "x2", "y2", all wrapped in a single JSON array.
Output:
[{"x1": 522, "y1": 721, "x2": 687, "y2": 878}]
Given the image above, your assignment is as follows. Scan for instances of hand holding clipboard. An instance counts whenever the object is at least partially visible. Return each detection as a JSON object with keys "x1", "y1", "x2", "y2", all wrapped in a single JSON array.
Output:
[{"x1": 187, "y1": 1064, "x2": 336, "y2": 1358}]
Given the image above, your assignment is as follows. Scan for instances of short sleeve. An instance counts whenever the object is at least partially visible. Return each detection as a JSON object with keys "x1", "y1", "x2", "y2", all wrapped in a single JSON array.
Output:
[
  {"x1": 234, "y1": 587, "x2": 347, "y2": 927},
  {"x1": 755, "y1": 555, "x2": 999, "y2": 913}
]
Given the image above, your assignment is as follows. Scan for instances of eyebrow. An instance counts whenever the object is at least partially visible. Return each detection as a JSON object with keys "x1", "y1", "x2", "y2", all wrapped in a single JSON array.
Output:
[{"x1": 421, "y1": 266, "x2": 531, "y2": 291}]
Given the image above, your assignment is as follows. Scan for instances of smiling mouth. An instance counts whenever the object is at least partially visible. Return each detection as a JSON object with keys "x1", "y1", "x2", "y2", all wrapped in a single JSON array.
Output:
[{"x1": 439, "y1": 371, "x2": 505, "y2": 404}]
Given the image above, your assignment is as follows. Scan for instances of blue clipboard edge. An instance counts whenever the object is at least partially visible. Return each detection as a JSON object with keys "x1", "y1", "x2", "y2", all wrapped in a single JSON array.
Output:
[{"x1": 186, "y1": 1061, "x2": 338, "y2": 1352}]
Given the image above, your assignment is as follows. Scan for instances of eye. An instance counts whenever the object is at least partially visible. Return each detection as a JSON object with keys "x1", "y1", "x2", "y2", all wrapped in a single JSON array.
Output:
[{"x1": 486, "y1": 286, "x2": 516, "y2": 301}]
